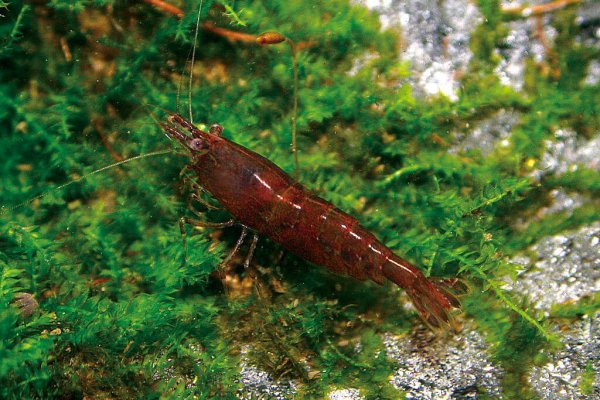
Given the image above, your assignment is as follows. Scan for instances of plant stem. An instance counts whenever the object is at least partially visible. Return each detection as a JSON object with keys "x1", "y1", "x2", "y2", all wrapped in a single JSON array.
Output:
[{"x1": 286, "y1": 38, "x2": 299, "y2": 179}]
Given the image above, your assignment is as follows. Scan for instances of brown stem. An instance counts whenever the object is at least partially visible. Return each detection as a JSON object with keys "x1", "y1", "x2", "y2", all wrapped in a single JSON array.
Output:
[
  {"x1": 142, "y1": 0, "x2": 184, "y2": 19},
  {"x1": 502, "y1": 0, "x2": 581, "y2": 17},
  {"x1": 143, "y1": 3, "x2": 316, "y2": 51},
  {"x1": 93, "y1": 119, "x2": 124, "y2": 162},
  {"x1": 142, "y1": 1, "x2": 317, "y2": 50},
  {"x1": 533, "y1": 15, "x2": 560, "y2": 78},
  {"x1": 208, "y1": 23, "x2": 314, "y2": 51},
  {"x1": 202, "y1": 21, "x2": 259, "y2": 43}
]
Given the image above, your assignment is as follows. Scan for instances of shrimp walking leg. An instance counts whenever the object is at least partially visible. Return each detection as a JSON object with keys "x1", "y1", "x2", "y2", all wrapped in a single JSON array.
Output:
[
  {"x1": 179, "y1": 164, "x2": 193, "y2": 178},
  {"x1": 243, "y1": 233, "x2": 259, "y2": 269},
  {"x1": 179, "y1": 216, "x2": 235, "y2": 264},
  {"x1": 221, "y1": 225, "x2": 248, "y2": 267},
  {"x1": 190, "y1": 192, "x2": 221, "y2": 211},
  {"x1": 182, "y1": 216, "x2": 235, "y2": 229},
  {"x1": 181, "y1": 172, "x2": 222, "y2": 210}
]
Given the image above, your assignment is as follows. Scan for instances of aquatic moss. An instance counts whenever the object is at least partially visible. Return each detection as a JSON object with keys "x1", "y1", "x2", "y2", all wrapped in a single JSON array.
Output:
[{"x1": 0, "y1": 0, "x2": 598, "y2": 398}]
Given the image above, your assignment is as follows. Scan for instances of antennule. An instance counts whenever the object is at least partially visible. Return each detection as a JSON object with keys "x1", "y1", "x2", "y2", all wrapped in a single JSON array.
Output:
[{"x1": 188, "y1": 0, "x2": 204, "y2": 124}]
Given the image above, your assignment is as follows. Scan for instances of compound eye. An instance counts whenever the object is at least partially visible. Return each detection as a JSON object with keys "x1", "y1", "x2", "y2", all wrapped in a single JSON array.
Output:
[{"x1": 189, "y1": 138, "x2": 207, "y2": 151}]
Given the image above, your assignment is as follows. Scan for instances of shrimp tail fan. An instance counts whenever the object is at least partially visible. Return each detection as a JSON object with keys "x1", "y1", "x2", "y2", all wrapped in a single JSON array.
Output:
[{"x1": 383, "y1": 263, "x2": 464, "y2": 329}]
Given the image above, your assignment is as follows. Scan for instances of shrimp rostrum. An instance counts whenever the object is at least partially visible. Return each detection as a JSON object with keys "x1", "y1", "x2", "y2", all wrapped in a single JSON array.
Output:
[{"x1": 162, "y1": 114, "x2": 460, "y2": 328}]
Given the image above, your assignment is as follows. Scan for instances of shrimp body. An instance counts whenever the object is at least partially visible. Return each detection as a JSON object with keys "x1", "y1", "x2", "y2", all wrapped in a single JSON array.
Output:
[{"x1": 163, "y1": 114, "x2": 459, "y2": 327}]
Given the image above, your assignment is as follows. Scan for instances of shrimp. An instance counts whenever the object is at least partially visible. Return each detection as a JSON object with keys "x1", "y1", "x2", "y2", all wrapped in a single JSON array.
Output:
[{"x1": 162, "y1": 114, "x2": 461, "y2": 329}]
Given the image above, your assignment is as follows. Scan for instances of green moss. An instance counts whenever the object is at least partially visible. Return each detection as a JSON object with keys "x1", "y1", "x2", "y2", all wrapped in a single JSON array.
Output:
[
  {"x1": 579, "y1": 361, "x2": 596, "y2": 395},
  {"x1": 551, "y1": 293, "x2": 600, "y2": 320},
  {"x1": 0, "y1": 0, "x2": 598, "y2": 398}
]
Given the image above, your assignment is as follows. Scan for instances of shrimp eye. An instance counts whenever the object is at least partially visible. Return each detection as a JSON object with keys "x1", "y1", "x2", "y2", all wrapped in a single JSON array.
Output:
[{"x1": 189, "y1": 138, "x2": 207, "y2": 151}]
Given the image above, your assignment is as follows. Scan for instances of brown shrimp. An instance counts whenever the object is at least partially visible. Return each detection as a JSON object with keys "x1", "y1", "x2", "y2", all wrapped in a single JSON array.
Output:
[{"x1": 162, "y1": 114, "x2": 461, "y2": 328}]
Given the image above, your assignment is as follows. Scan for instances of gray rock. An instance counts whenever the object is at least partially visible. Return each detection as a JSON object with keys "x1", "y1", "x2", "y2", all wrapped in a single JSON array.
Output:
[
  {"x1": 534, "y1": 129, "x2": 600, "y2": 180},
  {"x1": 495, "y1": 15, "x2": 556, "y2": 91},
  {"x1": 540, "y1": 189, "x2": 586, "y2": 218},
  {"x1": 584, "y1": 59, "x2": 600, "y2": 86},
  {"x1": 237, "y1": 347, "x2": 298, "y2": 400},
  {"x1": 450, "y1": 108, "x2": 521, "y2": 155},
  {"x1": 328, "y1": 388, "x2": 365, "y2": 400},
  {"x1": 576, "y1": 0, "x2": 600, "y2": 50},
  {"x1": 508, "y1": 222, "x2": 600, "y2": 312},
  {"x1": 384, "y1": 328, "x2": 503, "y2": 399},
  {"x1": 529, "y1": 314, "x2": 600, "y2": 400},
  {"x1": 359, "y1": 0, "x2": 481, "y2": 100}
]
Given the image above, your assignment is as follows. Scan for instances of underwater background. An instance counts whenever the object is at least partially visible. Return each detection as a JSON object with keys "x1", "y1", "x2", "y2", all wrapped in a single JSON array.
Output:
[{"x1": 0, "y1": 0, "x2": 598, "y2": 398}]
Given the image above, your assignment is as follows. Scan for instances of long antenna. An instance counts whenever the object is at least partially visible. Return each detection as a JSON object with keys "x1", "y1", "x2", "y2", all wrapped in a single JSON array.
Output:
[
  {"x1": 0, "y1": 150, "x2": 172, "y2": 215},
  {"x1": 288, "y1": 38, "x2": 299, "y2": 179},
  {"x1": 188, "y1": 0, "x2": 204, "y2": 124},
  {"x1": 256, "y1": 32, "x2": 300, "y2": 178}
]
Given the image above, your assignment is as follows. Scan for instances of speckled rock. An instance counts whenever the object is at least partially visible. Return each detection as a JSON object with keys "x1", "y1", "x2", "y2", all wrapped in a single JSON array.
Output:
[
  {"x1": 497, "y1": 0, "x2": 599, "y2": 90},
  {"x1": 359, "y1": 0, "x2": 481, "y2": 100},
  {"x1": 529, "y1": 314, "x2": 600, "y2": 400},
  {"x1": 577, "y1": 0, "x2": 600, "y2": 51},
  {"x1": 495, "y1": 15, "x2": 555, "y2": 91},
  {"x1": 534, "y1": 128, "x2": 600, "y2": 180},
  {"x1": 508, "y1": 222, "x2": 600, "y2": 312},
  {"x1": 328, "y1": 388, "x2": 365, "y2": 400},
  {"x1": 237, "y1": 348, "x2": 297, "y2": 400},
  {"x1": 384, "y1": 328, "x2": 503, "y2": 399},
  {"x1": 450, "y1": 108, "x2": 521, "y2": 155}
]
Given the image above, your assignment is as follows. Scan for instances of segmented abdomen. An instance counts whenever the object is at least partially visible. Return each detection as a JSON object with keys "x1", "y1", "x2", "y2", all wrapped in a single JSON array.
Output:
[{"x1": 261, "y1": 183, "x2": 397, "y2": 285}]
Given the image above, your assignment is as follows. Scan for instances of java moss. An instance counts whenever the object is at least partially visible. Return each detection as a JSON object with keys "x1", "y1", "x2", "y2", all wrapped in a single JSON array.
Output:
[{"x1": 0, "y1": 0, "x2": 598, "y2": 398}]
